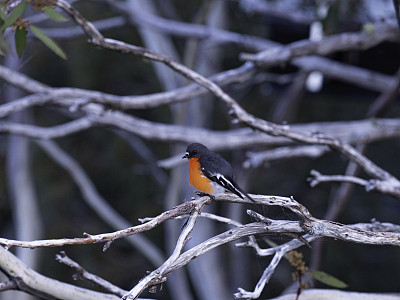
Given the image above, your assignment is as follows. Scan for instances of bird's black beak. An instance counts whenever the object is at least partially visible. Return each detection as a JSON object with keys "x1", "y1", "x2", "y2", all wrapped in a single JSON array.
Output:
[{"x1": 182, "y1": 152, "x2": 189, "y2": 159}]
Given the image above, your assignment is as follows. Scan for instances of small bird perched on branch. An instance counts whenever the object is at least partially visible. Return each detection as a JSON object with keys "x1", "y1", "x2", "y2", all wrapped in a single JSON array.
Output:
[{"x1": 182, "y1": 143, "x2": 254, "y2": 202}]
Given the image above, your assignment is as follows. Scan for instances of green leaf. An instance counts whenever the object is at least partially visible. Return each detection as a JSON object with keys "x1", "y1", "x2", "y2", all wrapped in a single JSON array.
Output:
[
  {"x1": 0, "y1": 7, "x2": 6, "y2": 22},
  {"x1": 0, "y1": 32, "x2": 11, "y2": 55},
  {"x1": 30, "y1": 25, "x2": 67, "y2": 59},
  {"x1": 310, "y1": 271, "x2": 348, "y2": 289},
  {"x1": 1, "y1": 0, "x2": 28, "y2": 31},
  {"x1": 43, "y1": 6, "x2": 68, "y2": 22},
  {"x1": 15, "y1": 26, "x2": 27, "y2": 57}
]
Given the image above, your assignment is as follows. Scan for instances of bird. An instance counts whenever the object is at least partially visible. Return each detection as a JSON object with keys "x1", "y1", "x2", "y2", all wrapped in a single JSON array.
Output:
[{"x1": 182, "y1": 143, "x2": 254, "y2": 202}]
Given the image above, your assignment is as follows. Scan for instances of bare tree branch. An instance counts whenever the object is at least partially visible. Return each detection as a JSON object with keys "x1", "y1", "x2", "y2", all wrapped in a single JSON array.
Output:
[
  {"x1": 308, "y1": 169, "x2": 400, "y2": 197},
  {"x1": 241, "y1": 23, "x2": 400, "y2": 67},
  {"x1": 235, "y1": 249, "x2": 285, "y2": 299},
  {"x1": 367, "y1": 66, "x2": 400, "y2": 117},
  {"x1": 243, "y1": 145, "x2": 329, "y2": 168},
  {"x1": 1, "y1": 190, "x2": 399, "y2": 299},
  {"x1": 122, "y1": 197, "x2": 210, "y2": 299},
  {"x1": 42, "y1": 17, "x2": 127, "y2": 39},
  {"x1": 3, "y1": 11, "x2": 400, "y2": 201},
  {"x1": 0, "y1": 199, "x2": 198, "y2": 249},
  {"x1": 293, "y1": 55, "x2": 394, "y2": 93},
  {"x1": 0, "y1": 117, "x2": 96, "y2": 139},
  {"x1": 55, "y1": 251, "x2": 128, "y2": 297},
  {"x1": 1, "y1": 193, "x2": 398, "y2": 250},
  {"x1": 51, "y1": 0, "x2": 400, "y2": 197},
  {"x1": 309, "y1": 169, "x2": 369, "y2": 188},
  {"x1": 238, "y1": 0, "x2": 316, "y2": 25},
  {"x1": 235, "y1": 217, "x2": 400, "y2": 299},
  {"x1": 0, "y1": 247, "x2": 120, "y2": 300},
  {"x1": 392, "y1": 0, "x2": 400, "y2": 29},
  {"x1": 0, "y1": 279, "x2": 18, "y2": 292},
  {"x1": 4, "y1": 54, "x2": 43, "y2": 300},
  {"x1": 1, "y1": 2, "x2": 399, "y2": 299},
  {"x1": 111, "y1": 1, "x2": 274, "y2": 51},
  {"x1": 3, "y1": 100, "x2": 400, "y2": 153},
  {"x1": 0, "y1": 62, "x2": 256, "y2": 112}
]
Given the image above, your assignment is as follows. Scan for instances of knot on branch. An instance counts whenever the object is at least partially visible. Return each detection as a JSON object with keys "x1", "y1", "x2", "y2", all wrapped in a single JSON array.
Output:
[
  {"x1": 308, "y1": 222, "x2": 325, "y2": 235},
  {"x1": 366, "y1": 179, "x2": 378, "y2": 192},
  {"x1": 148, "y1": 276, "x2": 167, "y2": 294}
]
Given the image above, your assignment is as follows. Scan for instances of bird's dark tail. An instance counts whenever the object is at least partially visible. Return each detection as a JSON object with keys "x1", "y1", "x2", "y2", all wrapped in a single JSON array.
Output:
[
  {"x1": 231, "y1": 182, "x2": 256, "y2": 202},
  {"x1": 213, "y1": 174, "x2": 256, "y2": 202}
]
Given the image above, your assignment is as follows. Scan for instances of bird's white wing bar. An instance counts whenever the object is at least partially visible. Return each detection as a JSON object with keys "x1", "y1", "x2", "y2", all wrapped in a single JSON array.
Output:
[{"x1": 216, "y1": 174, "x2": 245, "y2": 198}]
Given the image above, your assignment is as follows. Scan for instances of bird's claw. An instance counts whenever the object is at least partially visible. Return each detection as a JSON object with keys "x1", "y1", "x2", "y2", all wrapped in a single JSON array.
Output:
[{"x1": 195, "y1": 191, "x2": 215, "y2": 202}]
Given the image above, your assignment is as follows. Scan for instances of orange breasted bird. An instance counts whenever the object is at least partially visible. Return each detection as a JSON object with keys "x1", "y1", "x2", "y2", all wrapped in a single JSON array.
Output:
[{"x1": 182, "y1": 143, "x2": 255, "y2": 202}]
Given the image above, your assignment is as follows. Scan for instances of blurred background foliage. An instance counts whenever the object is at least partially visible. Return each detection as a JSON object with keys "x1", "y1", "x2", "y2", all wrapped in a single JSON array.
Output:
[{"x1": 1, "y1": 0, "x2": 400, "y2": 299}]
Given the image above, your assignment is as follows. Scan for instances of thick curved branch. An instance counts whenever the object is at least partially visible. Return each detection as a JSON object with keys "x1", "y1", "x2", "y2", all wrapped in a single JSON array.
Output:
[{"x1": 0, "y1": 247, "x2": 119, "y2": 300}]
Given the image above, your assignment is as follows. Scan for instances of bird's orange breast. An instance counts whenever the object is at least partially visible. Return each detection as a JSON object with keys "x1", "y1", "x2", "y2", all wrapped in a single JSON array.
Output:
[{"x1": 188, "y1": 157, "x2": 213, "y2": 194}]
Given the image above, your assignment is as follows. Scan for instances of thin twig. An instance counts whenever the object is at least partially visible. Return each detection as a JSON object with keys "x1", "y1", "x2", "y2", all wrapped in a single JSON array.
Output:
[
  {"x1": 234, "y1": 250, "x2": 285, "y2": 299},
  {"x1": 308, "y1": 169, "x2": 368, "y2": 188},
  {"x1": 55, "y1": 251, "x2": 128, "y2": 297},
  {"x1": 0, "y1": 279, "x2": 18, "y2": 292},
  {"x1": 308, "y1": 169, "x2": 400, "y2": 197}
]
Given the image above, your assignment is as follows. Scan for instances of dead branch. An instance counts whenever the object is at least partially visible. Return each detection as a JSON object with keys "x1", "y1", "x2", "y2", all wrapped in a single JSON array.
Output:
[
  {"x1": 0, "y1": 199, "x2": 198, "y2": 249},
  {"x1": 308, "y1": 169, "x2": 400, "y2": 197},
  {"x1": 0, "y1": 247, "x2": 119, "y2": 300},
  {"x1": 122, "y1": 197, "x2": 210, "y2": 299},
  {"x1": 241, "y1": 23, "x2": 400, "y2": 67},
  {"x1": 55, "y1": 251, "x2": 127, "y2": 297},
  {"x1": 1, "y1": 191, "x2": 399, "y2": 299},
  {"x1": 52, "y1": 0, "x2": 400, "y2": 197}
]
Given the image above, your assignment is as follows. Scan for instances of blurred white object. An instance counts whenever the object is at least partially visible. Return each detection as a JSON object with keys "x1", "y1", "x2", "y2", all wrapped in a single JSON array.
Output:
[
  {"x1": 306, "y1": 21, "x2": 324, "y2": 92},
  {"x1": 306, "y1": 70, "x2": 324, "y2": 92}
]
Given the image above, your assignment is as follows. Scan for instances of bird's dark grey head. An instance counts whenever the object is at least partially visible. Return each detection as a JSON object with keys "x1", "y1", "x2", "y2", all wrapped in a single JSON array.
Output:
[{"x1": 182, "y1": 143, "x2": 209, "y2": 159}]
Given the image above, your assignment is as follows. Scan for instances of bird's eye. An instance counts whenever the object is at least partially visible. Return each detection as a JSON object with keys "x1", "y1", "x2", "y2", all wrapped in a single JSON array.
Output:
[{"x1": 192, "y1": 150, "x2": 197, "y2": 154}]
